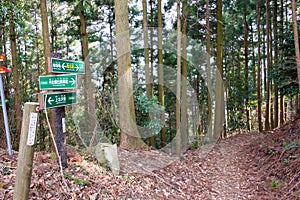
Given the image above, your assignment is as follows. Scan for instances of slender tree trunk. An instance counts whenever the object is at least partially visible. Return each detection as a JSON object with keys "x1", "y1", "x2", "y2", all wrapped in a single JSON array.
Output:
[
  {"x1": 257, "y1": 3, "x2": 263, "y2": 132},
  {"x1": 214, "y1": 0, "x2": 225, "y2": 138},
  {"x1": 273, "y1": 0, "x2": 279, "y2": 127},
  {"x1": 149, "y1": 0, "x2": 154, "y2": 96},
  {"x1": 79, "y1": 0, "x2": 97, "y2": 148},
  {"x1": 265, "y1": 0, "x2": 271, "y2": 131},
  {"x1": 279, "y1": 0, "x2": 285, "y2": 126},
  {"x1": 176, "y1": 0, "x2": 182, "y2": 156},
  {"x1": 9, "y1": 0, "x2": 22, "y2": 149},
  {"x1": 40, "y1": 0, "x2": 56, "y2": 145},
  {"x1": 291, "y1": 0, "x2": 300, "y2": 116},
  {"x1": 181, "y1": 0, "x2": 188, "y2": 150},
  {"x1": 206, "y1": 0, "x2": 213, "y2": 139},
  {"x1": 244, "y1": 0, "x2": 250, "y2": 131},
  {"x1": 142, "y1": 0, "x2": 154, "y2": 147},
  {"x1": 157, "y1": 0, "x2": 166, "y2": 148},
  {"x1": 115, "y1": 0, "x2": 145, "y2": 148}
]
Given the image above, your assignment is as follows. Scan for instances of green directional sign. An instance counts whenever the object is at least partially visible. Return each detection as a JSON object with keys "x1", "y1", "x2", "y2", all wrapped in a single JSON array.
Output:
[
  {"x1": 38, "y1": 92, "x2": 77, "y2": 109},
  {"x1": 49, "y1": 58, "x2": 85, "y2": 74},
  {"x1": 39, "y1": 74, "x2": 77, "y2": 90}
]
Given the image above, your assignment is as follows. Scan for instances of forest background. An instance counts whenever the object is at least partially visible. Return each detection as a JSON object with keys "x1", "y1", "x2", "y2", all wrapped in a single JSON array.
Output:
[{"x1": 0, "y1": 0, "x2": 300, "y2": 155}]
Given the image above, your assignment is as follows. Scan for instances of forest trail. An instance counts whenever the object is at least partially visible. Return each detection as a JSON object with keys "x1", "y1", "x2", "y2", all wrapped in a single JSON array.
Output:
[{"x1": 0, "y1": 120, "x2": 300, "y2": 199}]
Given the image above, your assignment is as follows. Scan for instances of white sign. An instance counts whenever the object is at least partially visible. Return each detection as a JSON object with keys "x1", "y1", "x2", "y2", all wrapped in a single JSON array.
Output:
[
  {"x1": 27, "y1": 112, "x2": 38, "y2": 146},
  {"x1": 62, "y1": 118, "x2": 66, "y2": 133}
]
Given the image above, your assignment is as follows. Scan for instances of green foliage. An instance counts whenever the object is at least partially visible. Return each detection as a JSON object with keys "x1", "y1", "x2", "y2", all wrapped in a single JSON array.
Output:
[
  {"x1": 269, "y1": 180, "x2": 282, "y2": 189},
  {"x1": 134, "y1": 91, "x2": 164, "y2": 139},
  {"x1": 190, "y1": 140, "x2": 199, "y2": 149},
  {"x1": 64, "y1": 173, "x2": 91, "y2": 187},
  {"x1": 268, "y1": 149, "x2": 275, "y2": 155}
]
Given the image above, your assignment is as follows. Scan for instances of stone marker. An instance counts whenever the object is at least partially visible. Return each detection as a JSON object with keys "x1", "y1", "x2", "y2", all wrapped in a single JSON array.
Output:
[{"x1": 93, "y1": 143, "x2": 120, "y2": 176}]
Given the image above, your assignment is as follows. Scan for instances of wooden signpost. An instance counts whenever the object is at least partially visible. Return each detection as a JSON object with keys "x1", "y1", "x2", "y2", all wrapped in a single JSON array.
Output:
[{"x1": 38, "y1": 56, "x2": 84, "y2": 168}]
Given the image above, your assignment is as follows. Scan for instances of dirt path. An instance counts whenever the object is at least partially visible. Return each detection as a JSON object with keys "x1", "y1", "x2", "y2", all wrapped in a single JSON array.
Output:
[
  {"x1": 199, "y1": 134, "x2": 263, "y2": 199},
  {"x1": 0, "y1": 129, "x2": 299, "y2": 199}
]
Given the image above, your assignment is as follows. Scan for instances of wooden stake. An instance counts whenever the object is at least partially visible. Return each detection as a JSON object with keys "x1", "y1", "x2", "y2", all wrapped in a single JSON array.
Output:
[{"x1": 13, "y1": 102, "x2": 39, "y2": 200}]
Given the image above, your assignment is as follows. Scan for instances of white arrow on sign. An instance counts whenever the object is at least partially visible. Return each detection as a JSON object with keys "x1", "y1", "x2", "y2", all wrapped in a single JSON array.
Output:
[
  {"x1": 62, "y1": 63, "x2": 66, "y2": 70},
  {"x1": 75, "y1": 64, "x2": 79, "y2": 71},
  {"x1": 48, "y1": 97, "x2": 54, "y2": 105},
  {"x1": 70, "y1": 78, "x2": 76, "y2": 85}
]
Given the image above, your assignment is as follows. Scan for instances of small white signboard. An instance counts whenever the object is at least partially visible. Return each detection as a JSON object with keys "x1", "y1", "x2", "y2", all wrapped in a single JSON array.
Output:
[
  {"x1": 27, "y1": 112, "x2": 38, "y2": 146},
  {"x1": 62, "y1": 118, "x2": 66, "y2": 133}
]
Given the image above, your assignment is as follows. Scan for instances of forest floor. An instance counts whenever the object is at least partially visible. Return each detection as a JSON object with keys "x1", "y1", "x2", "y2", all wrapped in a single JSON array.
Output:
[{"x1": 0, "y1": 119, "x2": 300, "y2": 199}]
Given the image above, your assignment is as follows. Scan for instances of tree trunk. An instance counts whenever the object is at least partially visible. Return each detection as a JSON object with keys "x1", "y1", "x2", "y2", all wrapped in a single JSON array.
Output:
[
  {"x1": 279, "y1": 0, "x2": 285, "y2": 126},
  {"x1": 142, "y1": 0, "x2": 154, "y2": 147},
  {"x1": 291, "y1": 0, "x2": 300, "y2": 116},
  {"x1": 79, "y1": 0, "x2": 97, "y2": 148},
  {"x1": 206, "y1": 0, "x2": 213, "y2": 140},
  {"x1": 157, "y1": 0, "x2": 166, "y2": 148},
  {"x1": 181, "y1": 0, "x2": 188, "y2": 150},
  {"x1": 9, "y1": 0, "x2": 22, "y2": 150},
  {"x1": 176, "y1": 0, "x2": 182, "y2": 156},
  {"x1": 115, "y1": 0, "x2": 145, "y2": 148},
  {"x1": 273, "y1": 0, "x2": 279, "y2": 128},
  {"x1": 256, "y1": 2, "x2": 263, "y2": 132},
  {"x1": 244, "y1": 0, "x2": 250, "y2": 131},
  {"x1": 214, "y1": 0, "x2": 225, "y2": 138},
  {"x1": 265, "y1": 0, "x2": 271, "y2": 131},
  {"x1": 40, "y1": 0, "x2": 56, "y2": 145}
]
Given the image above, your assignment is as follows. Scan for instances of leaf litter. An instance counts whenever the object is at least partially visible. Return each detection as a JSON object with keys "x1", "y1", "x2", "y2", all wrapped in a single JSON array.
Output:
[{"x1": 0, "y1": 119, "x2": 299, "y2": 199}]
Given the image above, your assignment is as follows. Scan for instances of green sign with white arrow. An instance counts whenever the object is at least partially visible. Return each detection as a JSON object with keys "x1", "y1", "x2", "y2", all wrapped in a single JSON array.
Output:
[
  {"x1": 38, "y1": 92, "x2": 77, "y2": 109},
  {"x1": 39, "y1": 74, "x2": 77, "y2": 90},
  {"x1": 49, "y1": 58, "x2": 85, "y2": 74}
]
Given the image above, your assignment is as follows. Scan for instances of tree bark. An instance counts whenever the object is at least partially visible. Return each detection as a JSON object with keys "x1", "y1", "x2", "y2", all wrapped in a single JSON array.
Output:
[
  {"x1": 115, "y1": 0, "x2": 145, "y2": 148},
  {"x1": 265, "y1": 0, "x2": 271, "y2": 131},
  {"x1": 176, "y1": 0, "x2": 182, "y2": 156},
  {"x1": 79, "y1": 0, "x2": 97, "y2": 148},
  {"x1": 214, "y1": 0, "x2": 225, "y2": 138},
  {"x1": 40, "y1": 0, "x2": 56, "y2": 144},
  {"x1": 181, "y1": 0, "x2": 188, "y2": 150},
  {"x1": 256, "y1": 2, "x2": 263, "y2": 132},
  {"x1": 157, "y1": 0, "x2": 166, "y2": 148},
  {"x1": 9, "y1": 0, "x2": 22, "y2": 149},
  {"x1": 291, "y1": 0, "x2": 300, "y2": 116},
  {"x1": 206, "y1": 0, "x2": 213, "y2": 140},
  {"x1": 273, "y1": 0, "x2": 279, "y2": 128},
  {"x1": 244, "y1": 0, "x2": 250, "y2": 131}
]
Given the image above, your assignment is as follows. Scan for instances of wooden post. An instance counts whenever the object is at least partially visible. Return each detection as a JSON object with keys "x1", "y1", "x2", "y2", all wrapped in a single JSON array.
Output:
[
  {"x1": 13, "y1": 102, "x2": 39, "y2": 200},
  {"x1": 51, "y1": 52, "x2": 67, "y2": 168}
]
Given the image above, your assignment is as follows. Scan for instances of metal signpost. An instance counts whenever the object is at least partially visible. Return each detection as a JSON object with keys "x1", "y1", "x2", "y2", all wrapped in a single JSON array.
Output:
[
  {"x1": 0, "y1": 54, "x2": 12, "y2": 156},
  {"x1": 49, "y1": 58, "x2": 85, "y2": 74},
  {"x1": 39, "y1": 74, "x2": 77, "y2": 90}
]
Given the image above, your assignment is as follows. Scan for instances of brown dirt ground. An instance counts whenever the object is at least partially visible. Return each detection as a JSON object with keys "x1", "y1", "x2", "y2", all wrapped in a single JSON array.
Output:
[{"x1": 0, "y1": 119, "x2": 299, "y2": 199}]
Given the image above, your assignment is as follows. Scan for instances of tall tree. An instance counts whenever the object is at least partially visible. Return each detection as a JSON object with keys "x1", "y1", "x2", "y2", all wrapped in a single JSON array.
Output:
[
  {"x1": 142, "y1": 0, "x2": 155, "y2": 147},
  {"x1": 157, "y1": 0, "x2": 166, "y2": 147},
  {"x1": 181, "y1": 0, "x2": 188, "y2": 149},
  {"x1": 9, "y1": 0, "x2": 22, "y2": 149},
  {"x1": 79, "y1": 0, "x2": 97, "y2": 149},
  {"x1": 291, "y1": 0, "x2": 300, "y2": 115},
  {"x1": 243, "y1": 0, "x2": 250, "y2": 131},
  {"x1": 40, "y1": 0, "x2": 56, "y2": 144},
  {"x1": 257, "y1": 1, "x2": 263, "y2": 132},
  {"x1": 273, "y1": 0, "x2": 279, "y2": 127},
  {"x1": 115, "y1": 0, "x2": 145, "y2": 148},
  {"x1": 176, "y1": 0, "x2": 182, "y2": 156},
  {"x1": 265, "y1": 0, "x2": 271, "y2": 130},
  {"x1": 214, "y1": 0, "x2": 225, "y2": 138},
  {"x1": 206, "y1": 0, "x2": 213, "y2": 140}
]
